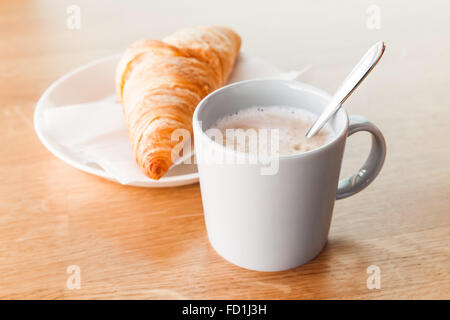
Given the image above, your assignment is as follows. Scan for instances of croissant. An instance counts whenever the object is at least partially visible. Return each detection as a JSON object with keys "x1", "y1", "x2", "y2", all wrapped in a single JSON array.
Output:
[{"x1": 116, "y1": 26, "x2": 241, "y2": 180}]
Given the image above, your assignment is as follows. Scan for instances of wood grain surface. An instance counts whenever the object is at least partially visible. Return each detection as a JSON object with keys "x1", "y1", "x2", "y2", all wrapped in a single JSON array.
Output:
[{"x1": 0, "y1": 0, "x2": 449, "y2": 299}]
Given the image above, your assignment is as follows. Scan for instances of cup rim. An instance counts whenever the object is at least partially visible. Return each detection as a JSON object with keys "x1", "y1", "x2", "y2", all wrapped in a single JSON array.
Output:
[{"x1": 193, "y1": 79, "x2": 349, "y2": 160}]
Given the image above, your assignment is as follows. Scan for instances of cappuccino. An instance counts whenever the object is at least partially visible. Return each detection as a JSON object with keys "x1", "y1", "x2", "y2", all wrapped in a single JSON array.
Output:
[{"x1": 210, "y1": 106, "x2": 333, "y2": 156}]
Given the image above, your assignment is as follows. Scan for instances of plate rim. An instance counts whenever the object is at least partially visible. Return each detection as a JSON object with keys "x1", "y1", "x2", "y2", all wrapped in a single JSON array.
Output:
[{"x1": 34, "y1": 54, "x2": 199, "y2": 188}]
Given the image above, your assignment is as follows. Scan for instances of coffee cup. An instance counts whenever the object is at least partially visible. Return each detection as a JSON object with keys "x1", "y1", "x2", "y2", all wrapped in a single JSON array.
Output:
[{"x1": 193, "y1": 79, "x2": 386, "y2": 271}]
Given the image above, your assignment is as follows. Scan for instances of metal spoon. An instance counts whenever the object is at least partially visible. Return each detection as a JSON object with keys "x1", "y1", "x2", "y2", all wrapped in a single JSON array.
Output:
[{"x1": 305, "y1": 41, "x2": 385, "y2": 138}]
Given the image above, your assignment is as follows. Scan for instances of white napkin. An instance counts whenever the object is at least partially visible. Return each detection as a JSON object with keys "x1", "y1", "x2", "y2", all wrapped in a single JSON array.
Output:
[{"x1": 43, "y1": 53, "x2": 310, "y2": 184}]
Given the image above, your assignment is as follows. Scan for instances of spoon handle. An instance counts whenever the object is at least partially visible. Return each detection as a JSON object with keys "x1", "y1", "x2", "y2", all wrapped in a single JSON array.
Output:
[{"x1": 305, "y1": 41, "x2": 385, "y2": 139}]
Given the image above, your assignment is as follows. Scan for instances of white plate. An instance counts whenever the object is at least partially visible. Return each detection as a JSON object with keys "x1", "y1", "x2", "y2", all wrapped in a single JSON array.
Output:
[{"x1": 34, "y1": 54, "x2": 199, "y2": 188}]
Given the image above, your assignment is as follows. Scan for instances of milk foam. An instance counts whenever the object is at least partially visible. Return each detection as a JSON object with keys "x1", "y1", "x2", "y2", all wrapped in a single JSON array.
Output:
[{"x1": 210, "y1": 106, "x2": 334, "y2": 156}]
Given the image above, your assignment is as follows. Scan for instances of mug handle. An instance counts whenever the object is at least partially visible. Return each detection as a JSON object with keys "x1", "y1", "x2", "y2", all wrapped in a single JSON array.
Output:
[{"x1": 336, "y1": 115, "x2": 386, "y2": 200}]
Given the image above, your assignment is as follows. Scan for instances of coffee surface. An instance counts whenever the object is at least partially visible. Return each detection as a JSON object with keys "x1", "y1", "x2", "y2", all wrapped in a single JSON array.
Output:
[{"x1": 209, "y1": 106, "x2": 333, "y2": 156}]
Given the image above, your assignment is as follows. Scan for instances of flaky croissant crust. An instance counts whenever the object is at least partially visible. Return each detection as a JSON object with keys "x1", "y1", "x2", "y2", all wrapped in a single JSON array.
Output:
[{"x1": 116, "y1": 26, "x2": 241, "y2": 179}]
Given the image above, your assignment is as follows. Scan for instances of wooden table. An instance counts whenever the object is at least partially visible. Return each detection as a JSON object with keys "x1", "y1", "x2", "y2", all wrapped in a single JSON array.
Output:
[{"x1": 0, "y1": 0, "x2": 448, "y2": 299}]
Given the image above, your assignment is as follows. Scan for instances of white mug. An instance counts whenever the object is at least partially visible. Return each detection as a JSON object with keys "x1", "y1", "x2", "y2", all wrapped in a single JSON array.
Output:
[{"x1": 193, "y1": 80, "x2": 386, "y2": 271}]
